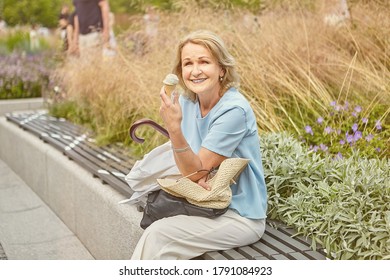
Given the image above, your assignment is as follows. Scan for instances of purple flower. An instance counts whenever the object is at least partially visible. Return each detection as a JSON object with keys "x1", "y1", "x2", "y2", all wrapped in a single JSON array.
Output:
[
  {"x1": 337, "y1": 129, "x2": 341, "y2": 135},
  {"x1": 340, "y1": 139, "x2": 346, "y2": 145},
  {"x1": 354, "y1": 106, "x2": 362, "y2": 113},
  {"x1": 362, "y1": 117, "x2": 368, "y2": 124},
  {"x1": 376, "y1": 148, "x2": 381, "y2": 152},
  {"x1": 365, "y1": 134, "x2": 374, "y2": 142},
  {"x1": 319, "y1": 144, "x2": 328, "y2": 151},
  {"x1": 344, "y1": 102, "x2": 349, "y2": 110},
  {"x1": 330, "y1": 101, "x2": 336, "y2": 107},
  {"x1": 375, "y1": 120, "x2": 382, "y2": 130},
  {"x1": 352, "y1": 112, "x2": 357, "y2": 117},
  {"x1": 317, "y1": 117, "x2": 324, "y2": 124},
  {"x1": 305, "y1": 125, "x2": 314, "y2": 135},
  {"x1": 335, "y1": 105, "x2": 342, "y2": 112},
  {"x1": 352, "y1": 123, "x2": 358, "y2": 132},
  {"x1": 335, "y1": 152, "x2": 343, "y2": 160},
  {"x1": 311, "y1": 145, "x2": 319, "y2": 152},
  {"x1": 346, "y1": 133, "x2": 354, "y2": 143},
  {"x1": 324, "y1": 126, "x2": 333, "y2": 134},
  {"x1": 353, "y1": 131, "x2": 362, "y2": 142}
]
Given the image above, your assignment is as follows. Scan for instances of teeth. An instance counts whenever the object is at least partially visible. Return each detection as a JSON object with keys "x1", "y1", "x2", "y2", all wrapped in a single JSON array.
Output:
[{"x1": 192, "y1": 79, "x2": 206, "y2": 83}]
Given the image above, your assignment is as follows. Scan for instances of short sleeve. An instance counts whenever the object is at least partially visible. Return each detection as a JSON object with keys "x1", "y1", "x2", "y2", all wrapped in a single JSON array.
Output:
[{"x1": 201, "y1": 107, "x2": 247, "y2": 157}]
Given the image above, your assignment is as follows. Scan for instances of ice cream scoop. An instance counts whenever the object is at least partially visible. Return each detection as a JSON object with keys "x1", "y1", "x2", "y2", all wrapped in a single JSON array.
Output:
[{"x1": 163, "y1": 74, "x2": 179, "y2": 96}]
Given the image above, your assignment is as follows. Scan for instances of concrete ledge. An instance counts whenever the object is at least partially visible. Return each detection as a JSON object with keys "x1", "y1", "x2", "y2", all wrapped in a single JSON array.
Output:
[
  {"x1": 0, "y1": 98, "x2": 44, "y2": 116},
  {"x1": 0, "y1": 116, "x2": 143, "y2": 259}
]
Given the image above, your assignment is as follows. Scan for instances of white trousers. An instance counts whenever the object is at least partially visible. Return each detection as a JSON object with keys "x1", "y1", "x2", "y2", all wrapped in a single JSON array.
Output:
[
  {"x1": 131, "y1": 210, "x2": 266, "y2": 260},
  {"x1": 79, "y1": 32, "x2": 102, "y2": 58}
]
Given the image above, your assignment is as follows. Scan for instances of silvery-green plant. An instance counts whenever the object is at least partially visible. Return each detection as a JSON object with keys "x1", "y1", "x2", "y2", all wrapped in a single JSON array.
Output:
[{"x1": 261, "y1": 132, "x2": 390, "y2": 259}]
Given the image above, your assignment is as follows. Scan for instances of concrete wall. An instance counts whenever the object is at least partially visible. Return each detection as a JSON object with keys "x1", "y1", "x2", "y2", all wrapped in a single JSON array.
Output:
[
  {"x1": 0, "y1": 116, "x2": 143, "y2": 259},
  {"x1": 0, "y1": 98, "x2": 44, "y2": 116}
]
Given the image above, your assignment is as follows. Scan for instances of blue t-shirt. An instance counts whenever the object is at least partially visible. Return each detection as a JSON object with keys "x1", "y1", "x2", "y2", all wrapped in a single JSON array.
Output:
[{"x1": 179, "y1": 88, "x2": 267, "y2": 219}]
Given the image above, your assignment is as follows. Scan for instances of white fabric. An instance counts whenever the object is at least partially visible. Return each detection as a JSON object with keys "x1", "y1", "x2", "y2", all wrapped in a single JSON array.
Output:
[
  {"x1": 131, "y1": 209, "x2": 266, "y2": 260},
  {"x1": 120, "y1": 141, "x2": 180, "y2": 205},
  {"x1": 79, "y1": 31, "x2": 101, "y2": 48}
]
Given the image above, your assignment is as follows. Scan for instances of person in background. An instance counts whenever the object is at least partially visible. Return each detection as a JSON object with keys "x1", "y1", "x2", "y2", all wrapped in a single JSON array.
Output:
[
  {"x1": 0, "y1": 17, "x2": 7, "y2": 34},
  {"x1": 131, "y1": 30, "x2": 267, "y2": 260},
  {"x1": 143, "y1": 5, "x2": 159, "y2": 39},
  {"x1": 102, "y1": 12, "x2": 117, "y2": 58},
  {"x1": 66, "y1": 11, "x2": 78, "y2": 56},
  {"x1": 58, "y1": 9, "x2": 70, "y2": 52},
  {"x1": 29, "y1": 24, "x2": 40, "y2": 51},
  {"x1": 58, "y1": 6, "x2": 78, "y2": 56},
  {"x1": 60, "y1": 4, "x2": 70, "y2": 17},
  {"x1": 72, "y1": 0, "x2": 110, "y2": 57}
]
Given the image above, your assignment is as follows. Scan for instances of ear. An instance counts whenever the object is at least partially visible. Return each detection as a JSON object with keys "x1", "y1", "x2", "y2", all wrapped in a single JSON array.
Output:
[{"x1": 220, "y1": 68, "x2": 226, "y2": 78}]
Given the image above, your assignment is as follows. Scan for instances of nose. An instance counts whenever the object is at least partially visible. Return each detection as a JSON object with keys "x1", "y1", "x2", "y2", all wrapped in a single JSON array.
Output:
[{"x1": 191, "y1": 64, "x2": 202, "y2": 76}]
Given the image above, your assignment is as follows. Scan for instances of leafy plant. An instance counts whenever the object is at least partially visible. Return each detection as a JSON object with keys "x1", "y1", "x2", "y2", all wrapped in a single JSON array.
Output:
[{"x1": 261, "y1": 132, "x2": 390, "y2": 259}]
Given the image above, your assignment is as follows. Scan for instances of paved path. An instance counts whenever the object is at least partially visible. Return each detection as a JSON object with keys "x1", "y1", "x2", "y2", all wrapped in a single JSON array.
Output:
[
  {"x1": 0, "y1": 158, "x2": 94, "y2": 260},
  {"x1": 0, "y1": 242, "x2": 6, "y2": 260}
]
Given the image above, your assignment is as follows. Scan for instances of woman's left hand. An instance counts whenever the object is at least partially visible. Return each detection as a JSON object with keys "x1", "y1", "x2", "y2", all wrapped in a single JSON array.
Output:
[
  {"x1": 197, "y1": 176, "x2": 211, "y2": 191},
  {"x1": 159, "y1": 86, "x2": 182, "y2": 134}
]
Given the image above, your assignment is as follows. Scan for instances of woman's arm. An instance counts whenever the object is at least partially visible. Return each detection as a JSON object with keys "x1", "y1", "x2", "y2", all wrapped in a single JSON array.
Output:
[
  {"x1": 98, "y1": 0, "x2": 110, "y2": 45},
  {"x1": 159, "y1": 88, "x2": 226, "y2": 189},
  {"x1": 73, "y1": 15, "x2": 79, "y2": 53}
]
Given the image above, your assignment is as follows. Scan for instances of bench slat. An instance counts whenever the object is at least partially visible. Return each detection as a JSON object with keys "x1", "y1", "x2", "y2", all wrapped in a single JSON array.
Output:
[
  {"x1": 260, "y1": 233, "x2": 296, "y2": 255},
  {"x1": 237, "y1": 246, "x2": 267, "y2": 260},
  {"x1": 254, "y1": 256, "x2": 270, "y2": 260},
  {"x1": 288, "y1": 252, "x2": 311, "y2": 260},
  {"x1": 251, "y1": 241, "x2": 280, "y2": 258},
  {"x1": 221, "y1": 249, "x2": 247, "y2": 260},
  {"x1": 201, "y1": 251, "x2": 228, "y2": 260},
  {"x1": 271, "y1": 254, "x2": 290, "y2": 260},
  {"x1": 302, "y1": 250, "x2": 327, "y2": 260},
  {"x1": 266, "y1": 226, "x2": 311, "y2": 252}
]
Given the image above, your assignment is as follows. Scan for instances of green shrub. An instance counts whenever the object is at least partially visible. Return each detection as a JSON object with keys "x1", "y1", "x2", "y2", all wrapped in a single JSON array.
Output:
[
  {"x1": 0, "y1": 29, "x2": 52, "y2": 55},
  {"x1": 261, "y1": 132, "x2": 390, "y2": 259}
]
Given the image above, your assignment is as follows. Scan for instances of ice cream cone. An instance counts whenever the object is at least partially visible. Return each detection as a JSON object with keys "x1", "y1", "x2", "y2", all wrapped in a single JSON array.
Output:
[
  {"x1": 164, "y1": 84, "x2": 176, "y2": 96},
  {"x1": 163, "y1": 74, "x2": 179, "y2": 97}
]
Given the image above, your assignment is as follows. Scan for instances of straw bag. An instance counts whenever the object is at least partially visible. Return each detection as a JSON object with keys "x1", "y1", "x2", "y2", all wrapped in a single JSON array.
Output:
[{"x1": 140, "y1": 158, "x2": 249, "y2": 229}]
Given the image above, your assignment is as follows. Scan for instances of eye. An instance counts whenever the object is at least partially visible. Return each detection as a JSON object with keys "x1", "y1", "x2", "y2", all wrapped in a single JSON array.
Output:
[{"x1": 183, "y1": 61, "x2": 192, "y2": 67}]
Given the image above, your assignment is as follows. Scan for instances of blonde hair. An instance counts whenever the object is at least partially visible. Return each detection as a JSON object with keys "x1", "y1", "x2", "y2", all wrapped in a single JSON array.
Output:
[{"x1": 173, "y1": 30, "x2": 240, "y2": 101}]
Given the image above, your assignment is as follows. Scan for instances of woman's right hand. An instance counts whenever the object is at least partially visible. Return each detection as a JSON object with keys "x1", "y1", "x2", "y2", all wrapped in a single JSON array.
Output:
[{"x1": 159, "y1": 86, "x2": 182, "y2": 134}]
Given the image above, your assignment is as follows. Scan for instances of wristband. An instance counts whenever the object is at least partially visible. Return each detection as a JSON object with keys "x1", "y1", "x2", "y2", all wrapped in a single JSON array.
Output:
[{"x1": 173, "y1": 145, "x2": 191, "y2": 153}]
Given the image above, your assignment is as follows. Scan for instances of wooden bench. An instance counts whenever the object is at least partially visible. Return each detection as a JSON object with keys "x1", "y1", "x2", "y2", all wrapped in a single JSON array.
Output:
[{"x1": 6, "y1": 111, "x2": 328, "y2": 260}]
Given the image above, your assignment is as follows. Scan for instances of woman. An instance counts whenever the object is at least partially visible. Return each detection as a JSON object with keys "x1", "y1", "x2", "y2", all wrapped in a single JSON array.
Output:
[{"x1": 131, "y1": 30, "x2": 267, "y2": 260}]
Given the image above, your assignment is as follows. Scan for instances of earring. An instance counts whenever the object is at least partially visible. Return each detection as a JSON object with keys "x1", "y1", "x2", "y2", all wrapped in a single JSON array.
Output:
[{"x1": 219, "y1": 76, "x2": 223, "y2": 82}]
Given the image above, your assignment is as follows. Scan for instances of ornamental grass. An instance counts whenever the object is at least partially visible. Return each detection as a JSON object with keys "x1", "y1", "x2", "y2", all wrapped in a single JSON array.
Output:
[{"x1": 50, "y1": 1, "x2": 389, "y2": 157}]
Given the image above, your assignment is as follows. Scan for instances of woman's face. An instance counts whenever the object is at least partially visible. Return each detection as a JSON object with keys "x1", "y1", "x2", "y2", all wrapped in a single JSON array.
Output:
[{"x1": 181, "y1": 42, "x2": 224, "y2": 97}]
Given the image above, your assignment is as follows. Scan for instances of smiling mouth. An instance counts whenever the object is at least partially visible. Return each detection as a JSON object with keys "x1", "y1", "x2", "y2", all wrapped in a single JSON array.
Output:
[{"x1": 191, "y1": 78, "x2": 207, "y2": 84}]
